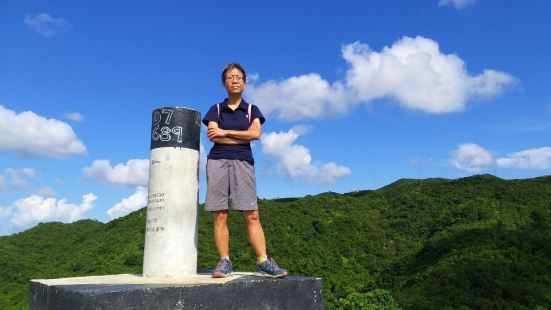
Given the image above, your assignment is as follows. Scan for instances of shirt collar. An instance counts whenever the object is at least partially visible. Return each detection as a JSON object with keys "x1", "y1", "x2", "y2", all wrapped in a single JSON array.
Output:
[{"x1": 221, "y1": 98, "x2": 248, "y2": 111}]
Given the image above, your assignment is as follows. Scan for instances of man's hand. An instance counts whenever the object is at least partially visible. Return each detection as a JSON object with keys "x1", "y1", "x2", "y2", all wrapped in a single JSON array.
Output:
[
  {"x1": 207, "y1": 122, "x2": 247, "y2": 144},
  {"x1": 206, "y1": 118, "x2": 261, "y2": 144},
  {"x1": 207, "y1": 127, "x2": 227, "y2": 140},
  {"x1": 248, "y1": 120, "x2": 259, "y2": 131}
]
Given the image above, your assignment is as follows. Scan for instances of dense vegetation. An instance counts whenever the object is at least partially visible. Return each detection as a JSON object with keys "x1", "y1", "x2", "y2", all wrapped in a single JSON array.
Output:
[{"x1": 1, "y1": 174, "x2": 550, "y2": 309}]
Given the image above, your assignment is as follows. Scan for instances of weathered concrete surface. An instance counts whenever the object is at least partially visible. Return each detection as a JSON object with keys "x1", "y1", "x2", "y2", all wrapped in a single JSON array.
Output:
[
  {"x1": 143, "y1": 107, "x2": 201, "y2": 278},
  {"x1": 30, "y1": 272, "x2": 324, "y2": 310}
]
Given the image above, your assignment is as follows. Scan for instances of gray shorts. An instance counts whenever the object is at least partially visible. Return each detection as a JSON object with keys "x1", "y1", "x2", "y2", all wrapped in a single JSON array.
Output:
[{"x1": 205, "y1": 159, "x2": 258, "y2": 212}]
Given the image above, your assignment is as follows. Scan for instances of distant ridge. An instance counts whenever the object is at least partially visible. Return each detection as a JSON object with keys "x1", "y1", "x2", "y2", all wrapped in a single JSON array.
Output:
[{"x1": 380, "y1": 177, "x2": 450, "y2": 190}]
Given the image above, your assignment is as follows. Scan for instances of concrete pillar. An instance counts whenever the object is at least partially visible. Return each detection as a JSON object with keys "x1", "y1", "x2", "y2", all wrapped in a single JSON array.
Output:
[{"x1": 143, "y1": 107, "x2": 201, "y2": 278}]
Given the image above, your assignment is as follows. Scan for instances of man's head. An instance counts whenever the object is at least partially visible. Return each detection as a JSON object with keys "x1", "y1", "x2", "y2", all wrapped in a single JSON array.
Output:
[
  {"x1": 221, "y1": 63, "x2": 246, "y2": 83},
  {"x1": 222, "y1": 63, "x2": 246, "y2": 95}
]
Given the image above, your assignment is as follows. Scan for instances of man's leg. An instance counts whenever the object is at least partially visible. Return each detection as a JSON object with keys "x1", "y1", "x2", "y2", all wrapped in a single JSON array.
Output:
[
  {"x1": 242, "y1": 210, "x2": 266, "y2": 257},
  {"x1": 206, "y1": 158, "x2": 231, "y2": 259},
  {"x1": 244, "y1": 210, "x2": 288, "y2": 278},
  {"x1": 213, "y1": 210, "x2": 230, "y2": 257},
  {"x1": 232, "y1": 160, "x2": 286, "y2": 277},
  {"x1": 212, "y1": 210, "x2": 232, "y2": 278}
]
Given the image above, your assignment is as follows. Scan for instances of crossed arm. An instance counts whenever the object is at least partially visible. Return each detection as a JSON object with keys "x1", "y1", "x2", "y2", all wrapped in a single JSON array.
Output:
[{"x1": 207, "y1": 118, "x2": 262, "y2": 144}]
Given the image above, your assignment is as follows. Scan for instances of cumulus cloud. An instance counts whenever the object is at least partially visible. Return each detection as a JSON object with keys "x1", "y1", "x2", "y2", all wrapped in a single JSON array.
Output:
[
  {"x1": 107, "y1": 186, "x2": 148, "y2": 220},
  {"x1": 247, "y1": 74, "x2": 349, "y2": 121},
  {"x1": 4, "y1": 168, "x2": 38, "y2": 188},
  {"x1": 451, "y1": 144, "x2": 551, "y2": 172},
  {"x1": 247, "y1": 36, "x2": 515, "y2": 120},
  {"x1": 0, "y1": 106, "x2": 86, "y2": 158},
  {"x1": 261, "y1": 128, "x2": 351, "y2": 184},
  {"x1": 316, "y1": 162, "x2": 352, "y2": 184},
  {"x1": 0, "y1": 168, "x2": 39, "y2": 190},
  {"x1": 34, "y1": 187, "x2": 56, "y2": 197},
  {"x1": 343, "y1": 38, "x2": 515, "y2": 113},
  {"x1": 24, "y1": 13, "x2": 72, "y2": 38},
  {"x1": 200, "y1": 140, "x2": 207, "y2": 172},
  {"x1": 451, "y1": 143, "x2": 495, "y2": 172},
  {"x1": 0, "y1": 206, "x2": 11, "y2": 219},
  {"x1": 83, "y1": 159, "x2": 149, "y2": 187},
  {"x1": 438, "y1": 0, "x2": 477, "y2": 9},
  {"x1": 468, "y1": 69, "x2": 516, "y2": 99},
  {"x1": 9, "y1": 193, "x2": 96, "y2": 227},
  {"x1": 290, "y1": 124, "x2": 313, "y2": 135},
  {"x1": 197, "y1": 135, "x2": 208, "y2": 184},
  {"x1": 63, "y1": 112, "x2": 84, "y2": 122},
  {"x1": 0, "y1": 176, "x2": 7, "y2": 191},
  {"x1": 496, "y1": 147, "x2": 551, "y2": 170}
]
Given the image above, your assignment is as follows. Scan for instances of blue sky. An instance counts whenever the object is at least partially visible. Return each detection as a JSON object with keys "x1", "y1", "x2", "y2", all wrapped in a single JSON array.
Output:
[{"x1": 1, "y1": 0, "x2": 550, "y2": 235}]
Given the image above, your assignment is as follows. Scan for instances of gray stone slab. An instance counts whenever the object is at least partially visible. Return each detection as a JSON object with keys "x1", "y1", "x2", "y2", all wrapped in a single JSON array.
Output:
[{"x1": 30, "y1": 272, "x2": 324, "y2": 310}]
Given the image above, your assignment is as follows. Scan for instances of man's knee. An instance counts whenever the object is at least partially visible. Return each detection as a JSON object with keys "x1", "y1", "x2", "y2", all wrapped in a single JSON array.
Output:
[
  {"x1": 242, "y1": 210, "x2": 260, "y2": 223},
  {"x1": 213, "y1": 211, "x2": 229, "y2": 225}
]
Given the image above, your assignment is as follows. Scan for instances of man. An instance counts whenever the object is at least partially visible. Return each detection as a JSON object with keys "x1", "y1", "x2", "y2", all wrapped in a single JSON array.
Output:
[{"x1": 202, "y1": 63, "x2": 287, "y2": 278}]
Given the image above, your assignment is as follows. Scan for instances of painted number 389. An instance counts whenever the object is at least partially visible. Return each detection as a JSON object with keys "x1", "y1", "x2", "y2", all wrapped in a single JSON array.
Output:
[{"x1": 152, "y1": 108, "x2": 183, "y2": 143}]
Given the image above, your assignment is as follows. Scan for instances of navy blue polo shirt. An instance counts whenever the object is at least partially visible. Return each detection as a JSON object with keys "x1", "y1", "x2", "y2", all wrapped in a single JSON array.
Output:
[{"x1": 202, "y1": 99, "x2": 265, "y2": 165}]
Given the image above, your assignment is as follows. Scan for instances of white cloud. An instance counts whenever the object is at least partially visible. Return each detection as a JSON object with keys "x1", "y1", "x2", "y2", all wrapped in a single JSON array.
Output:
[
  {"x1": 451, "y1": 144, "x2": 551, "y2": 172},
  {"x1": 438, "y1": 0, "x2": 477, "y2": 9},
  {"x1": 34, "y1": 187, "x2": 56, "y2": 197},
  {"x1": 317, "y1": 162, "x2": 353, "y2": 184},
  {"x1": 343, "y1": 37, "x2": 515, "y2": 113},
  {"x1": 0, "y1": 175, "x2": 6, "y2": 191},
  {"x1": 247, "y1": 74, "x2": 348, "y2": 121},
  {"x1": 290, "y1": 124, "x2": 313, "y2": 135},
  {"x1": 0, "y1": 168, "x2": 39, "y2": 190},
  {"x1": 247, "y1": 36, "x2": 515, "y2": 120},
  {"x1": 24, "y1": 13, "x2": 72, "y2": 38},
  {"x1": 261, "y1": 128, "x2": 351, "y2": 184},
  {"x1": 0, "y1": 106, "x2": 86, "y2": 158},
  {"x1": 107, "y1": 186, "x2": 148, "y2": 220},
  {"x1": 63, "y1": 112, "x2": 84, "y2": 122},
  {"x1": 451, "y1": 143, "x2": 495, "y2": 173},
  {"x1": 9, "y1": 193, "x2": 96, "y2": 227},
  {"x1": 83, "y1": 159, "x2": 149, "y2": 187},
  {"x1": 200, "y1": 140, "x2": 207, "y2": 173},
  {"x1": 496, "y1": 147, "x2": 551, "y2": 170},
  {"x1": 197, "y1": 135, "x2": 207, "y2": 184},
  {"x1": 4, "y1": 168, "x2": 38, "y2": 188},
  {"x1": 468, "y1": 69, "x2": 516, "y2": 99},
  {"x1": 0, "y1": 206, "x2": 11, "y2": 219}
]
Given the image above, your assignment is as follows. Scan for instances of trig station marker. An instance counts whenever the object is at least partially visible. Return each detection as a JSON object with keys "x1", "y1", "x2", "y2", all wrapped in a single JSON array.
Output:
[{"x1": 143, "y1": 106, "x2": 201, "y2": 278}]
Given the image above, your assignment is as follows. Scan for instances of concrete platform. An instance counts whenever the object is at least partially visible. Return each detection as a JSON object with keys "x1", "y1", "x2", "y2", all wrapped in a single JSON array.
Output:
[{"x1": 30, "y1": 272, "x2": 324, "y2": 309}]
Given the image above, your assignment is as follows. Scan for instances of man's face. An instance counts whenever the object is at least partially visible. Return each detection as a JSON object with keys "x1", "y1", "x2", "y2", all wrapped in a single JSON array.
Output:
[{"x1": 223, "y1": 68, "x2": 246, "y2": 95}]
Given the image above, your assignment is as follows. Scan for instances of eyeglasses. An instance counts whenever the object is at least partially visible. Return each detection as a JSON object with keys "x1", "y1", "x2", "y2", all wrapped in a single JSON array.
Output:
[{"x1": 225, "y1": 75, "x2": 244, "y2": 82}]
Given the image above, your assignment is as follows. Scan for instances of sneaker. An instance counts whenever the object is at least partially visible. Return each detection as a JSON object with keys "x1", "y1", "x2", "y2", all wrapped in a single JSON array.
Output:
[
  {"x1": 255, "y1": 258, "x2": 288, "y2": 278},
  {"x1": 212, "y1": 258, "x2": 233, "y2": 278}
]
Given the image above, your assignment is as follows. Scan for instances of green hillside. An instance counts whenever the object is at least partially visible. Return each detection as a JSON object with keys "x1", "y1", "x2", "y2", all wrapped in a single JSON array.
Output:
[{"x1": 1, "y1": 174, "x2": 550, "y2": 309}]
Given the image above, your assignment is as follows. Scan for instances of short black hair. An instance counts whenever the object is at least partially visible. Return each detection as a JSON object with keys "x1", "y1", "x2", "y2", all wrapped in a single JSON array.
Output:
[{"x1": 221, "y1": 63, "x2": 246, "y2": 83}]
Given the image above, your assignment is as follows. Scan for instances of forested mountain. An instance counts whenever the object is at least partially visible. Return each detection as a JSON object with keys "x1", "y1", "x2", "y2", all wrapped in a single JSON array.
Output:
[{"x1": 1, "y1": 174, "x2": 550, "y2": 309}]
